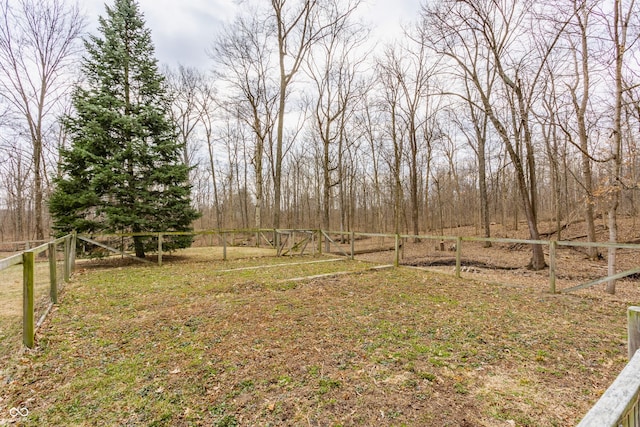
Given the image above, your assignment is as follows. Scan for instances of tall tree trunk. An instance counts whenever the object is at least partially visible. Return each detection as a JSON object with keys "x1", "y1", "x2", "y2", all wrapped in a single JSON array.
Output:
[
  {"x1": 255, "y1": 143, "x2": 263, "y2": 230},
  {"x1": 33, "y1": 133, "x2": 44, "y2": 240},
  {"x1": 274, "y1": 80, "x2": 285, "y2": 231},
  {"x1": 322, "y1": 125, "x2": 331, "y2": 250},
  {"x1": 574, "y1": 3, "x2": 599, "y2": 259},
  {"x1": 482, "y1": 99, "x2": 546, "y2": 269},
  {"x1": 607, "y1": 0, "x2": 627, "y2": 294},
  {"x1": 477, "y1": 128, "x2": 491, "y2": 247},
  {"x1": 409, "y1": 126, "x2": 420, "y2": 241},
  {"x1": 391, "y1": 108, "x2": 402, "y2": 235},
  {"x1": 255, "y1": 133, "x2": 265, "y2": 230},
  {"x1": 424, "y1": 156, "x2": 431, "y2": 233}
]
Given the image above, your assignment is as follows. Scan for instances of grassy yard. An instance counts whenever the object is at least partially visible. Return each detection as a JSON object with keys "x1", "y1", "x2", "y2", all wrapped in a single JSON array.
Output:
[{"x1": 0, "y1": 251, "x2": 630, "y2": 426}]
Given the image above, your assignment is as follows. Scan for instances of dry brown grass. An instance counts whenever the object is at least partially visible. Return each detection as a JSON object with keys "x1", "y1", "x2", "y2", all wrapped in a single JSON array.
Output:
[
  {"x1": 0, "y1": 246, "x2": 633, "y2": 426},
  {"x1": 2, "y1": 221, "x2": 639, "y2": 426}
]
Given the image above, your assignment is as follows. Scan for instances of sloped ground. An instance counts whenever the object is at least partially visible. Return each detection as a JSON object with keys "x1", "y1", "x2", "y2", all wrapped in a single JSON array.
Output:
[
  {"x1": 0, "y1": 252, "x2": 631, "y2": 426},
  {"x1": 348, "y1": 217, "x2": 640, "y2": 302}
]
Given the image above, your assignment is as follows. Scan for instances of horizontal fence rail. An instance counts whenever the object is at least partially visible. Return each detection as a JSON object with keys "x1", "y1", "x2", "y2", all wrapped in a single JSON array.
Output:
[
  {"x1": 577, "y1": 307, "x2": 640, "y2": 427},
  {"x1": 73, "y1": 228, "x2": 640, "y2": 295},
  {"x1": 0, "y1": 253, "x2": 22, "y2": 270},
  {"x1": 77, "y1": 228, "x2": 320, "y2": 263},
  {"x1": 321, "y1": 230, "x2": 640, "y2": 294}
]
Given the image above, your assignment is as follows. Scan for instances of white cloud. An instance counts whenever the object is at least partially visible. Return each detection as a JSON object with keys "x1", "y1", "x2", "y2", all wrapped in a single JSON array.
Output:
[
  {"x1": 82, "y1": 0, "x2": 239, "y2": 68},
  {"x1": 357, "y1": 0, "x2": 420, "y2": 42},
  {"x1": 80, "y1": 0, "x2": 421, "y2": 68}
]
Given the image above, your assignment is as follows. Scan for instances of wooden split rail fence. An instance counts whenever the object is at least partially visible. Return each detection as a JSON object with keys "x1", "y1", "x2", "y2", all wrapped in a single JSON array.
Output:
[
  {"x1": 577, "y1": 307, "x2": 640, "y2": 426},
  {"x1": 0, "y1": 233, "x2": 76, "y2": 348},
  {"x1": 321, "y1": 230, "x2": 640, "y2": 294},
  {"x1": 3, "y1": 229, "x2": 640, "y2": 346},
  {"x1": 65, "y1": 229, "x2": 640, "y2": 294}
]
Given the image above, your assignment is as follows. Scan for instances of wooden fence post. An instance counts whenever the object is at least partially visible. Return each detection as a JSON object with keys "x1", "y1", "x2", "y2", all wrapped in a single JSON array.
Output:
[
  {"x1": 63, "y1": 236, "x2": 70, "y2": 282},
  {"x1": 274, "y1": 229, "x2": 279, "y2": 255},
  {"x1": 23, "y1": 250, "x2": 35, "y2": 348},
  {"x1": 549, "y1": 240, "x2": 557, "y2": 294},
  {"x1": 70, "y1": 232, "x2": 77, "y2": 273},
  {"x1": 455, "y1": 237, "x2": 462, "y2": 278},
  {"x1": 157, "y1": 233, "x2": 163, "y2": 266},
  {"x1": 290, "y1": 231, "x2": 295, "y2": 256},
  {"x1": 318, "y1": 230, "x2": 322, "y2": 255},
  {"x1": 48, "y1": 242, "x2": 58, "y2": 304},
  {"x1": 350, "y1": 231, "x2": 355, "y2": 260},
  {"x1": 394, "y1": 234, "x2": 400, "y2": 267},
  {"x1": 222, "y1": 232, "x2": 227, "y2": 261},
  {"x1": 628, "y1": 307, "x2": 640, "y2": 359}
]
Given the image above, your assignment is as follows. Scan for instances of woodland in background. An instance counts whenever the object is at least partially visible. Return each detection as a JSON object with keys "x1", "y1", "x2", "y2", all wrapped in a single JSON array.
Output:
[{"x1": 1, "y1": 0, "x2": 640, "y2": 267}]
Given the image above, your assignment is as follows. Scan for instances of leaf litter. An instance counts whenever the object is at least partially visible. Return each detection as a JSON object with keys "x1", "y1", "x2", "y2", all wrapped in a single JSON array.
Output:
[{"x1": 0, "y1": 251, "x2": 633, "y2": 426}]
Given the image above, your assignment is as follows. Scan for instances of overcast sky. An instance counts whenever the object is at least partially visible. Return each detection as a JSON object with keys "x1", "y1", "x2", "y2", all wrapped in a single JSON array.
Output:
[{"x1": 80, "y1": 0, "x2": 421, "y2": 69}]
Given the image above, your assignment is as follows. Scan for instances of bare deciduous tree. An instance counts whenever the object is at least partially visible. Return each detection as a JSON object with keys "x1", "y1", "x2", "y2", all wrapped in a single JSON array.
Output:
[
  {"x1": 211, "y1": 13, "x2": 278, "y2": 229},
  {"x1": 270, "y1": 0, "x2": 361, "y2": 230},
  {"x1": 304, "y1": 1, "x2": 367, "y2": 242},
  {"x1": 606, "y1": 0, "x2": 638, "y2": 293},
  {"x1": 165, "y1": 65, "x2": 207, "y2": 170},
  {"x1": 196, "y1": 79, "x2": 223, "y2": 229},
  {"x1": 0, "y1": 0, "x2": 84, "y2": 239},
  {"x1": 422, "y1": 0, "x2": 571, "y2": 270},
  {"x1": 376, "y1": 45, "x2": 406, "y2": 235}
]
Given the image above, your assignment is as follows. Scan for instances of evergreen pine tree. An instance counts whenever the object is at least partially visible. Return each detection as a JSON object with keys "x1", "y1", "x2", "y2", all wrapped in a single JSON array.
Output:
[{"x1": 50, "y1": 0, "x2": 200, "y2": 258}]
